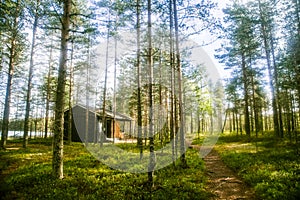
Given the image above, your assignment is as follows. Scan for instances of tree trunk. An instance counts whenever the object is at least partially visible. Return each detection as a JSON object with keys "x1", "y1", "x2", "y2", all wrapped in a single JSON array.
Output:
[
  {"x1": 67, "y1": 37, "x2": 74, "y2": 145},
  {"x1": 251, "y1": 70, "x2": 259, "y2": 137},
  {"x1": 168, "y1": 0, "x2": 175, "y2": 165},
  {"x1": 259, "y1": 105, "x2": 264, "y2": 134},
  {"x1": 232, "y1": 109, "x2": 236, "y2": 132},
  {"x1": 147, "y1": 0, "x2": 155, "y2": 186},
  {"x1": 23, "y1": 0, "x2": 39, "y2": 148},
  {"x1": 197, "y1": 113, "x2": 200, "y2": 136},
  {"x1": 258, "y1": 0, "x2": 280, "y2": 137},
  {"x1": 1, "y1": 0, "x2": 20, "y2": 149},
  {"x1": 113, "y1": 16, "x2": 118, "y2": 144},
  {"x1": 164, "y1": 88, "x2": 169, "y2": 141},
  {"x1": 241, "y1": 53, "x2": 251, "y2": 137},
  {"x1": 85, "y1": 36, "x2": 91, "y2": 146},
  {"x1": 235, "y1": 109, "x2": 239, "y2": 136},
  {"x1": 158, "y1": 49, "x2": 164, "y2": 145},
  {"x1": 52, "y1": 0, "x2": 71, "y2": 179},
  {"x1": 270, "y1": 34, "x2": 283, "y2": 138},
  {"x1": 239, "y1": 113, "x2": 243, "y2": 135},
  {"x1": 136, "y1": 0, "x2": 143, "y2": 159},
  {"x1": 101, "y1": 5, "x2": 111, "y2": 147},
  {"x1": 44, "y1": 39, "x2": 53, "y2": 139},
  {"x1": 222, "y1": 108, "x2": 228, "y2": 133},
  {"x1": 229, "y1": 109, "x2": 232, "y2": 133},
  {"x1": 94, "y1": 89, "x2": 98, "y2": 143},
  {"x1": 173, "y1": 0, "x2": 186, "y2": 167},
  {"x1": 190, "y1": 112, "x2": 193, "y2": 134},
  {"x1": 144, "y1": 104, "x2": 148, "y2": 146},
  {"x1": 1, "y1": 49, "x2": 14, "y2": 149}
]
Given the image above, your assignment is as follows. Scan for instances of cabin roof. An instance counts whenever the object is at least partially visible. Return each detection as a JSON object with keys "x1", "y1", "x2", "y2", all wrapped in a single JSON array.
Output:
[{"x1": 66, "y1": 104, "x2": 133, "y2": 121}]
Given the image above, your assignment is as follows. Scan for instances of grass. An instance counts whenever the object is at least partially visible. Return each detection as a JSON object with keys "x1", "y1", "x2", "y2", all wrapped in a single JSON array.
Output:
[
  {"x1": 0, "y1": 138, "x2": 211, "y2": 200},
  {"x1": 215, "y1": 132, "x2": 300, "y2": 200}
]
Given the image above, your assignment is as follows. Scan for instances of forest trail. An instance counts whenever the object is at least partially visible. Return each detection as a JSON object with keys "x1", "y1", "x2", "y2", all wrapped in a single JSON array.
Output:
[{"x1": 190, "y1": 145, "x2": 256, "y2": 200}]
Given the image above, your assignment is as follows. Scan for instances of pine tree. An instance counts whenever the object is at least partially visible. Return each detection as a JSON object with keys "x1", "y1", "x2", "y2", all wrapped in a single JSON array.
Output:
[
  {"x1": 52, "y1": 0, "x2": 72, "y2": 179},
  {"x1": 136, "y1": 0, "x2": 143, "y2": 159},
  {"x1": 257, "y1": 0, "x2": 282, "y2": 137},
  {"x1": 217, "y1": 2, "x2": 260, "y2": 137},
  {"x1": 1, "y1": 0, "x2": 26, "y2": 149},
  {"x1": 147, "y1": 0, "x2": 156, "y2": 186},
  {"x1": 173, "y1": 0, "x2": 187, "y2": 166},
  {"x1": 23, "y1": 0, "x2": 41, "y2": 148}
]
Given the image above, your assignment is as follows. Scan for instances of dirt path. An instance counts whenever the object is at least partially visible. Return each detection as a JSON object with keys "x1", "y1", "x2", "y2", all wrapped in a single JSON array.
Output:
[{"x1": 191, "y1": 146, "x2": 256, "y2": 200}]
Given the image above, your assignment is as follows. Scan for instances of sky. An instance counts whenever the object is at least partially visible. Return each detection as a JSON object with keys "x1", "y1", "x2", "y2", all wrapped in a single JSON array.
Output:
[
  {"x1": 190, "y1": 0, "x2": 230, "y2": 80},
  {"x1": 192, "y1": 0, "x2": 253, "y2": 80}
]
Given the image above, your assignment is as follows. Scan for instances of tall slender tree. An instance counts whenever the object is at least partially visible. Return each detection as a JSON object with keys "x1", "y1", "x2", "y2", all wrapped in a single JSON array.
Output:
[
  {"x1": 173, "y1": 0, "x2": 186, "y2": 166},
  {"x1": 67, "y1": 35, "x2": 74, "y2": 144},
  {"x1": 52, "y1": 0, "x2": 71, "y2": 179},
  {"x1": 100, "y1": 2, "x2": 111, "y2": 147},
  {"x1": 1, "y1": 0, "x2": 25, "y2": 149},
  {"x1": 23, "y1": 0, "x2": 40, "y2": 148},
  {"x1": 147, "y1": 0, "x2": 156, "y2": 186},
  {"x1": 168, "y1": 0, "x2": 176, "y2": 165},
  {"x1": 257, "y1": 0, "x2": 281, "y2": 137},
  {"x1": 217, "y1": 2, "x2": 260, "y2": 137},
  {"x1": 136, "y1": 0, "x2": 143, "y2": 159},
  {"x1": 44, "y1": 37, "x2": 55, "y2": 139}
]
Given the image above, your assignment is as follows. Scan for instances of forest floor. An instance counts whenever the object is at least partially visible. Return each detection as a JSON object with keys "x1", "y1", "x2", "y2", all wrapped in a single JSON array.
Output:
[
  {"x1": 2, "y1": 134, "x2": 300, "y2": 199},
  {"x1": 0, "y1": 138, "x2": 210, "y2": 200},
  {"x1": 190, "y1": 145, "x2": 256, "y2": 200}
]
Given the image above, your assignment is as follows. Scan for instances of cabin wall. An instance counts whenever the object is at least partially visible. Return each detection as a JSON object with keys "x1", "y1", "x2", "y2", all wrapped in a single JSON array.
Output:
[
  {"x1": 64, "y1": 105, "x2": 131, "y2": 142},
  {"x1": 64, "y1": 106, "x2": 99, "y2": 142}
]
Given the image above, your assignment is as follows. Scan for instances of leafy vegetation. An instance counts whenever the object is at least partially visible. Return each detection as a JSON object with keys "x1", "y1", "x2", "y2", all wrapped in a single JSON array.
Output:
[
  {"x1": 216, "y1": 133, "x2": 300, "y2": 200},
  {"x1": 0, "y1": 138, "x2": 211, "y2": 200}
]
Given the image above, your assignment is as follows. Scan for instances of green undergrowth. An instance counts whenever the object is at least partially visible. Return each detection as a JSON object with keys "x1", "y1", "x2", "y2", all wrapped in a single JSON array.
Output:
[
  {"x1": 0, "y1": 138, "x2": 210, "y2": 200},
  {"x1": 216, "y1": 133, "x2": 300, "y2": 200},
  {"x1": 191, "y1": 136, "x2": 205, "y2": 146}
]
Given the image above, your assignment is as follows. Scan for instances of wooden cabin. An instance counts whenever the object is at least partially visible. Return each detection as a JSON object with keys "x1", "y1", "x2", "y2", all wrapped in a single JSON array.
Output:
[{"x1": 64, "y1": 104, "x2": 133, "y2": 142}]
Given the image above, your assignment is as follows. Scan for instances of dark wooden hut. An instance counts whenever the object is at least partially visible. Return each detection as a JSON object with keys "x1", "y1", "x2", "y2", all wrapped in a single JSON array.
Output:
[{"x1": 64, "y1": 104, "x2": 133, "y2": 142}]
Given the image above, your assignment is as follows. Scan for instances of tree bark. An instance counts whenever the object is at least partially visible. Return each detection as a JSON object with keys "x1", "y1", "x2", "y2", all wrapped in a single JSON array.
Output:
[
  {"x1": 24, "y1": 0, "x2": 39, "y2": 148},
  {"x1": 67, "y1": 36, "x2": 74, "y2": 145},
  {"x1": 169, "y1": 0, "x2": 175, "y2": 165},
  {"x1": 136, "y1": 0, "x2": 143, "y2": 159},
  {"x1": 250, "y1": 69, "x2": 259, "y2": 137},
  {"x1": 1, "y1": 0, "x2": 20, "y2": 149},
  {"x1": 147, "y1": 0, "x2": 155, "y2": 186},
  {"x1": 113, "y1": 15, "x2": 118, "y2": 144},
  {"x1": 258, "y1": 0, "x2": 280, "y2": 137},
  {"x1": 44, "y1": 39, "x2": 53, "y2": 139},
  {"x1": 173, "y1": 0, "x2": 186, "y2": 167},
  {"x1": 85, "y1": 36, "x2": 91, "y2": 146},
  {"x1": 100, "y1": 5, "x2": 111, "y2": 147},
  {"x1": 52, "y1": 0, "x2": 71, "y2": 179},
  {"x1": 241, "y1": 53, "x2": 251, "y2": 137},
  {"x1": 1, "y1": 39, "x2": 15, "y2": 149}
]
